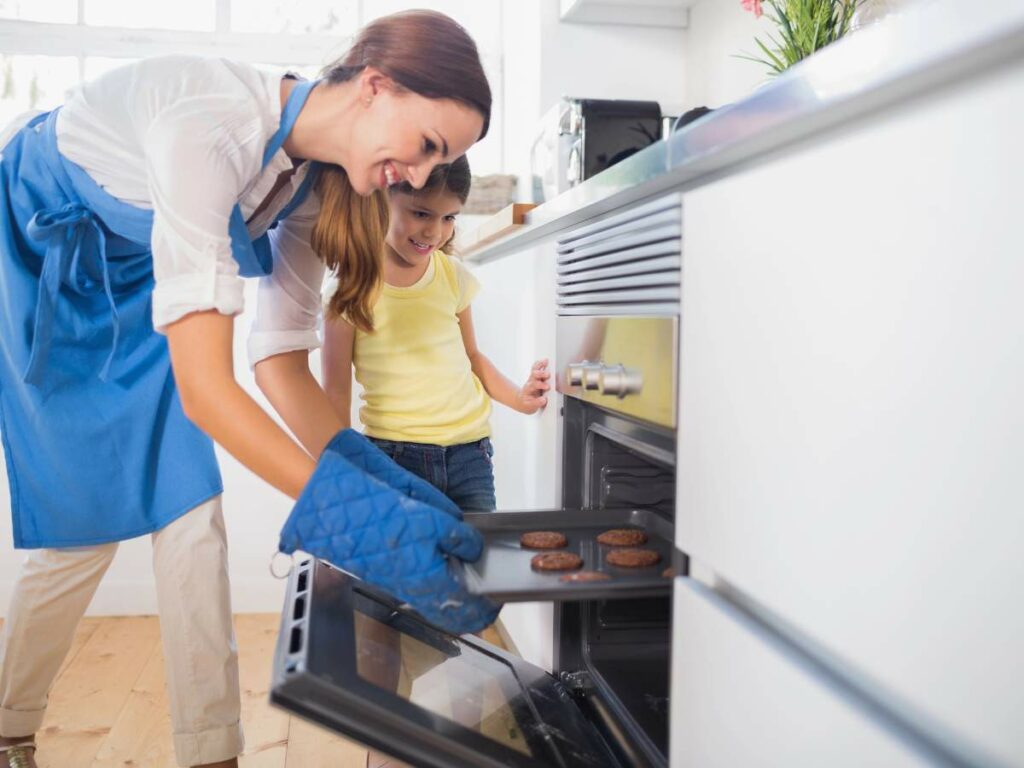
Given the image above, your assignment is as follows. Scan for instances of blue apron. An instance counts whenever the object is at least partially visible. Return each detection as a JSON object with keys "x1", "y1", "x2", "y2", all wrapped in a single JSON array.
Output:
[{"x1": 0, "y1": 78, "x2": 321, "y2": 548}]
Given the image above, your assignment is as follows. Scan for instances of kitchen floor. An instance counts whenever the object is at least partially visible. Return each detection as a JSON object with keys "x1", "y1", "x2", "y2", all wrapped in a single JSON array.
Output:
[{"x1": 0, "y1": 615, "x2": 507, "y2": 767}]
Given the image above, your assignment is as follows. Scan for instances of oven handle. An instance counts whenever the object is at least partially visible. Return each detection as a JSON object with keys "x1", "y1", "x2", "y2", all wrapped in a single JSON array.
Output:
[
  {"x1": 567, "y1": 361, "x2": 644, "y2": 398},
  {"x1": 562, "y1": 670, "x2": 659, "y2": 768}
]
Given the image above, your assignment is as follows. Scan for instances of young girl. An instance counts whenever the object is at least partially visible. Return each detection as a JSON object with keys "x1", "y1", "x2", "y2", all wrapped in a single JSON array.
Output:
[
  {"x1": 322, "y1": 156, "x2": 550, "y2": 511},
  {"x1": 0, "y1": 11, "x2": 492, "y2": 768}
]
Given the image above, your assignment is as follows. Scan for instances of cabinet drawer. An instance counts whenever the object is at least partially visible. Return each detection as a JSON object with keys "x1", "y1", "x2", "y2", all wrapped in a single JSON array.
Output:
[{"x1": 671, "y1": 581, "x2": 928, "y2": 768}]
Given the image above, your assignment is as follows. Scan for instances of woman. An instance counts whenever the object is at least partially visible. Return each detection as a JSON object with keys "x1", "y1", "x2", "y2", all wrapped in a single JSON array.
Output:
[{"x1": 0, "y1": 10, "x2": 491, "y2": 768}]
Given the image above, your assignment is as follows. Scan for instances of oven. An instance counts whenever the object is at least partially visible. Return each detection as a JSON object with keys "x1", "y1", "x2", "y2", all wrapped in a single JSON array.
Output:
[
  {"x1": 270, "y1": 192, "x2": 684, "y2": 767},
  {"x1": 553, "y1": 323, "x2": 678, "y2": 767}
]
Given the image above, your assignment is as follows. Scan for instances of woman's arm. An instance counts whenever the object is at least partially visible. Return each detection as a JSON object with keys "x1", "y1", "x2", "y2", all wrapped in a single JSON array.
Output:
[
  {"x1": 165, "y1": 310, "x2": 318, "y2": 499},
  {"x1": 254, "y1": 349, "x2": 346, "y2": 458},
  {"x1": 321, "y1": 317, "x2": 356, "y2": 427},
  {"x1": 458, "y1": 307, "x2": 550, "y2": 414},
  {"x1": 245, "y1": 188, "x2": 345, "y2": 458}
]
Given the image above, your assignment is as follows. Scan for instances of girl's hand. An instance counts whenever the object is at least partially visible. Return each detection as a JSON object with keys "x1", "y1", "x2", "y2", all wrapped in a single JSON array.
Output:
[{"x1": 516, "y1": 359, "x2": 551, "y2": 414}]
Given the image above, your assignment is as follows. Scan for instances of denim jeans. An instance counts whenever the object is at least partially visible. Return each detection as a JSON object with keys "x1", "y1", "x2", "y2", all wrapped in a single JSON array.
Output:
[{"x1": 368, "y1": 436, "x2": 497, "y2": 512}]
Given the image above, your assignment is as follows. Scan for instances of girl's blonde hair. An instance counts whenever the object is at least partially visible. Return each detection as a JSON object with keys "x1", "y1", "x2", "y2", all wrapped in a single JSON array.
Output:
[
  {"x1": 315, "y1": 177, "x2": 387, "y2": 331},
  {"x1": 315, "y1": 10, "x2": 491, "y2": 331}
]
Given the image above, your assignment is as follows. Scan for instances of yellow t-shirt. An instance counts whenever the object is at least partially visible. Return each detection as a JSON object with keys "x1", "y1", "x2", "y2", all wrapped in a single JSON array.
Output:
[{"x1": 353, "y1": 251, "x2": 492, "y2": 446}]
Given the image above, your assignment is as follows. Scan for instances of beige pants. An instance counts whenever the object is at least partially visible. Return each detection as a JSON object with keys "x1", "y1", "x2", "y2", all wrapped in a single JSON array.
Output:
[{"x1": 0, "y1": 496, "x2": 243, "y2": 766}]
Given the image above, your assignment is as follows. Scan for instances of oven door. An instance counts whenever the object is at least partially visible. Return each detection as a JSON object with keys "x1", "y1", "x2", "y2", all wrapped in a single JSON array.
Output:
[{"x1": 271, "y1": 558, "x2": 622, "y2": 768}]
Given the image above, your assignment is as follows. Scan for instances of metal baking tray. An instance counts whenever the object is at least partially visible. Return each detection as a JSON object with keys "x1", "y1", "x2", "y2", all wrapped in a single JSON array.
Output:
[{"x1": 460, "y1": 508, "x2": 676, "y2": 602}]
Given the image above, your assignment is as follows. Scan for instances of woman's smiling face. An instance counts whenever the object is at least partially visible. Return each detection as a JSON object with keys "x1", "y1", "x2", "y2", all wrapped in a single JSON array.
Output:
[
  {"x1": 386, "y1": 188, "x2": 463, "y2": 268},
  {"x1": 345, "y1": 72, "x2": 484, "y2": 195}
]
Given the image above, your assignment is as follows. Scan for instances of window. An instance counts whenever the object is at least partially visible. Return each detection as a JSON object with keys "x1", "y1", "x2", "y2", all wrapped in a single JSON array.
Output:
[
  {"x1": 0, "y1": 0, "x2": 504, "y2": 172},
  {"x1": 0, "y1": 55, "x2": 77, "y2": 127},
  {"x1": 85, "y1": 0, "x2": 215, "y2": 31},
  {"x1": 0, "y1": 0, "x2": 76, "y2": 24},
  {"x1": 230, "y1": 0, "x2": 358, "y2": 35}
]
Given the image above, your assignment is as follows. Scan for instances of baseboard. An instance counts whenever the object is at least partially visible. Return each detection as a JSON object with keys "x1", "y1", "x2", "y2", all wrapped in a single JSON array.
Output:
[{"x1": 0, "y1": 577, "x2": 288, "y2": 618}]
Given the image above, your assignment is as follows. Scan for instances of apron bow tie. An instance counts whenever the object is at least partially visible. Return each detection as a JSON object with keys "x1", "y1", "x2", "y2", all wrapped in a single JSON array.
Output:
[{"x1": 23, "y1": 202, "x2": 120, "y2": 386}]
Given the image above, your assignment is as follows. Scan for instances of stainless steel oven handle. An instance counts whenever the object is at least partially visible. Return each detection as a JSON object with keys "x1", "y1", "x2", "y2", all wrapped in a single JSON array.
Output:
[
  {"x1": 582, "y1": 364, "x2": 603, "y2": 390},
  {"x1": 566, "y1": 361, "x2": 604, "y2": 390},
  {"x1": 566, "y1": 361, "x2": 587, "y2": 387},
  {"x1": 598, "y1": 364, "x2": 643, "y2": 398}
]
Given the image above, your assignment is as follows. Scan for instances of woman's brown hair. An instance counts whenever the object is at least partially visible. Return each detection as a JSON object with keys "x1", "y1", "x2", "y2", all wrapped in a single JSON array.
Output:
[{"x1": 316, "y1": 10, "x2": 492, "y2": 331}]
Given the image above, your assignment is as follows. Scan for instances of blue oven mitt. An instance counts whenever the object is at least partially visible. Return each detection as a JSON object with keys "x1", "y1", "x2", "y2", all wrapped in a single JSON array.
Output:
[
  {"x1": 279, "y1": 441, "x2": 499, "y2": 634},
  {"x1": 324, "y1": 429, "x2": 462, "y2": 520}
]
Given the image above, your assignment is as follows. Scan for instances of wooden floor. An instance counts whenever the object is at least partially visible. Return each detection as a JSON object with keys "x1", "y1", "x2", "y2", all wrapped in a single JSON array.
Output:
[{"x1": 0, "y1": 615, "x2": 507, "y2": 767}]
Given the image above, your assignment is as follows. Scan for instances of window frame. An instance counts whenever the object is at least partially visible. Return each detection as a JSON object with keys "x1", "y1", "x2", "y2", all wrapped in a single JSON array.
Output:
[{"x1": 0, "y1": 0, "x2": 505, "y2": 173}]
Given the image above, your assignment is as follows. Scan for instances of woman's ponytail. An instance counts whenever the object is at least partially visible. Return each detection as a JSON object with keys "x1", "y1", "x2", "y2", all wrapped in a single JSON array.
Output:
[{"x1": 313, "y1": 165, "x2": 388, "y2": 332}]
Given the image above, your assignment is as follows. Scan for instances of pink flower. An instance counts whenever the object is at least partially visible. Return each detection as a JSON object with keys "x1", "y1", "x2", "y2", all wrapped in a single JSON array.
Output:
[{"x1": 741, "y1": 0, "x2": 763, "y2": 17}]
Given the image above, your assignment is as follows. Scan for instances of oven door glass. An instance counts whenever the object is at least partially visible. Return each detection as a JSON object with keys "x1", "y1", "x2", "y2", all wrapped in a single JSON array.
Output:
[{"x1": 271, "y1": 559, "x2": 619, "y2": 768}]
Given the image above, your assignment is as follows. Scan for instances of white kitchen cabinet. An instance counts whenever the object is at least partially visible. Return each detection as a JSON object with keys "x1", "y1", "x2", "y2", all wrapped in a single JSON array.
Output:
[
  {"x1": 560, "y1": 0, "x2": 695, "y2": 28},
  {"x1": 670, "y1": 580, "x2": 927, "y2": 767},
  {"x1": 468, "y1": 239, "x2": 560, "y2": 511},
  {"x1": 676, "y1": 58, "x2": 1024, "y2": 764},
  {"x1": 470, "y1": 240, "x2": 560, "y2": 672}
]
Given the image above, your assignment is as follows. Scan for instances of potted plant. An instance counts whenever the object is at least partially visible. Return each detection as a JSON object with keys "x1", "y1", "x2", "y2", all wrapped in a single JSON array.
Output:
[{"x1": 740, "y1": 0, "x2": 862, "y2": 75}]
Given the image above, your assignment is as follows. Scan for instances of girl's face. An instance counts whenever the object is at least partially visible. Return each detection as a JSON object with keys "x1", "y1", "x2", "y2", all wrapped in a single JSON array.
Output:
[
  {"x1": 347, "y1": 72, "x2": 484, "y2": 195},
  {"x1": 386, "y1": 189, "x2": 463, "y2": 268}
]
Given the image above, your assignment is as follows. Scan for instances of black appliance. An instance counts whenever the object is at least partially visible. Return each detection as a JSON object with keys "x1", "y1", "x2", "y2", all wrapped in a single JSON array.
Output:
[
  {"x1": 533, "y1": 98, "x2": 663, "y2": 202},
  {"x1": 567, "y1": 99, "x2": 663, "y2": 186}
]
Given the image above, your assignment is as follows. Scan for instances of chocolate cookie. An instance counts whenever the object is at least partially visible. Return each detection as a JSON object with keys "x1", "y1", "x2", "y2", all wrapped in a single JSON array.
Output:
[
  {"x1": 560, "y1": 570, "x2": 611, "y2": 583},
  {"x1": 596, "y1": 528, "x2": 649, "y2": 547},
  {"x1": 606, "y1": 548, "x2": 661, "y2": 568},
  {"x1": 662, "y1": 567, "x2": 676, "y2": 579},
  {"x1": 531, "y1": 552, "x2": 583, "y2": 572},
  {"x1": 519, "y1": 531, "x2": 568, "y2": 550}
]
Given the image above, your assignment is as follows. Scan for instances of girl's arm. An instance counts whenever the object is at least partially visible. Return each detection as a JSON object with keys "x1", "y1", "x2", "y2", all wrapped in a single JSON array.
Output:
[
  {"x1": 458, "y1": 307, "x2": 550, "y2": 414},
  {"x1": 165, "y1": 310, "x2": 321, "y2": 499},
  {"x1": 321, "y1": 317, "x2": 356, "y2": 427}
]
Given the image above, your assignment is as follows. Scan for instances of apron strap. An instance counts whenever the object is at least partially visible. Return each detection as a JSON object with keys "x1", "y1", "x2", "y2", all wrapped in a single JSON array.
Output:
[
  {"x1": 23, "y1": 203, "x2": 120, "y2": 386},
  {"x1": 262, "y1": 79, "x2": 321, "y2": 169},
  {"x1": 21, "y1": 79, "x2": 323, "y2": 387},
  {"x1": 230, "y1": 78, "x2": 321, "y2": 278},
  {"x1": 276, "y1": 161, "x2": 322, "y2": 221}
]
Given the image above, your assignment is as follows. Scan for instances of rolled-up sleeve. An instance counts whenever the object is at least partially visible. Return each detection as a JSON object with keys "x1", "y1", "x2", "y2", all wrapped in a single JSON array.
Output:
[
  {"x1": 247, "y1": 190, "x2": 326, "y2": 367},
  {"x1": 145, "y1": 95, "x2": 260, "y2": 331}
]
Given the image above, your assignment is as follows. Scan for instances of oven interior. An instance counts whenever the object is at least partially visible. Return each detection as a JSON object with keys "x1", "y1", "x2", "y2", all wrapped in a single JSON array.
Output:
[{"x1": 556, "y1": 397, "x2": 678, "y2": 767}]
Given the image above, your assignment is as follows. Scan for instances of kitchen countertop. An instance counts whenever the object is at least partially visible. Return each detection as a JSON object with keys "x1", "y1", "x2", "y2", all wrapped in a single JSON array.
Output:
[{"x1": 465, "y1": 0, "x2": 1024, "y2": 264}]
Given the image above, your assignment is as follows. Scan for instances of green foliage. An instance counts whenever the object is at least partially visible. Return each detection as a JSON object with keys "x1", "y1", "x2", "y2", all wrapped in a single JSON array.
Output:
[
  {"x1": 1, "y1": 57, "x2": 13, "y2": 100},
  {"x1": 741, "y1": 0, "x2": 861, "y2": 76},
  {"x1": 28, "y1": 73, "x2": 40, "y2": 109}
]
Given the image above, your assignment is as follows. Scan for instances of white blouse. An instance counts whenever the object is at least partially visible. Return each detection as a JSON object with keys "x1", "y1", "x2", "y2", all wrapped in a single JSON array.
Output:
[{"x1": 51, "y1": 55, "x2": 326, "y2": 366}]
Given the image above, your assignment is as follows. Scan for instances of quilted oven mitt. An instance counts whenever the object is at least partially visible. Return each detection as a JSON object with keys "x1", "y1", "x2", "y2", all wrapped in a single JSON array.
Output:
[
  {"x1": 279, "y1": 435, "x2": 500, "y2": 634},
  {"x1": 325, "y1": 429, "x2": 462, "y2": 520}
]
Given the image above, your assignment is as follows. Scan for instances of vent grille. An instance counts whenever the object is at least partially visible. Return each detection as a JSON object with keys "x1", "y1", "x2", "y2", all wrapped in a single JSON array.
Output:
[{"x1": 557, "y1": 193, "x2": 681, "y2": 315}]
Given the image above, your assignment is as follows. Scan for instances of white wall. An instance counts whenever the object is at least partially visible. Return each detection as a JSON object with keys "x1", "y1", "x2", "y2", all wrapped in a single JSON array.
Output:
[
  {"x1": 499, "y1": 0, "x2": 544, "y2": 182},
  {"x1": 682, "y1": 0, "x2": 767, "y2": 110},
  {"x1": 681, "y1": 0, "x2": 923, "y2": 110},
  {"x1": 500, "y1": 0, "x2": 690, "y2": 190},
  {"x1": 539, "y1": 0, "x2": 688, "y2": 114}
]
